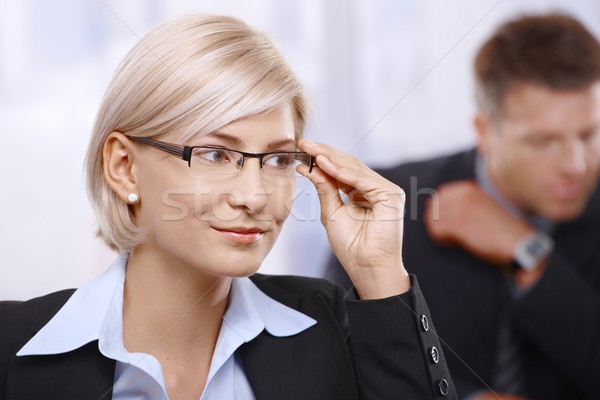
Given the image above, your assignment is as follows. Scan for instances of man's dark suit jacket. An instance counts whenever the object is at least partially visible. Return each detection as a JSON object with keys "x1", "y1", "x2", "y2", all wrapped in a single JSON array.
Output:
[
  {"x1": 0, "y1": 273, "x2": 456, "y2": 399},
  {"x1": 326, "y1": 149, "x2": 600, "y2": 400}
]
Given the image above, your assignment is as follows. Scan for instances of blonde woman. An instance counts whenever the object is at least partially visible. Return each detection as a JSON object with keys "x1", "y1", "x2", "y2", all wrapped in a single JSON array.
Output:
[{"x1": 0, "y1": 15, "x2": 455, "y2": 399}]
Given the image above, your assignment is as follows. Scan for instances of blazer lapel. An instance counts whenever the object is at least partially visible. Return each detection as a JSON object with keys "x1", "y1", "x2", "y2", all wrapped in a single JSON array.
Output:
[
  {"x1": 8, "y1": 341, "x2": 116, "y2": 400},
  {"x1": 240, "y1": 282, "x2": 358, "y2": 400}
]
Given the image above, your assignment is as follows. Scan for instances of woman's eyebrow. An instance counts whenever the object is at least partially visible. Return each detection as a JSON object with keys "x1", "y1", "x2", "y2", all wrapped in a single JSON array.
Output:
[
  {"x1": 204, "y1": 131, "x2": 246, "y2": 147},
  {"x1": 203, "y1": 132, "x2": 296, "y2": 150},
  {"x1": 266, "y1": 138, "x2": 296, "y2": 150}
]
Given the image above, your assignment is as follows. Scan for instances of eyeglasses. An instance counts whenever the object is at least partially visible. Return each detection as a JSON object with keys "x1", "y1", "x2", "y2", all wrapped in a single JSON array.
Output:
[{"x1": 127, "y1": 136, "x2": 314, "y2": 178}]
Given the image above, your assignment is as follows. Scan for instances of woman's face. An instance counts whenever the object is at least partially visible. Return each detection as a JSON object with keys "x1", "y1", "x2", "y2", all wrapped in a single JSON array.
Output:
[{"x1": 132, "y1": 104, "x2": 298, "y2": 277}]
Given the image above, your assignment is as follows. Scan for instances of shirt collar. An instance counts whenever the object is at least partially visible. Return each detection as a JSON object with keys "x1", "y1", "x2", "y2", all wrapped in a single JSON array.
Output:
[
  {"x1": 475, "y1": 153, "x2": 555, "y2": 234},
  {"x1": 228, "y1": 277, "x2": 316, "y2": 338},
  {"x1": 17, "y1": 254, "x2": 316, "y2": 357},
  {"x1": 17, "y1": 254, "x2": 126, "y2": 356}
]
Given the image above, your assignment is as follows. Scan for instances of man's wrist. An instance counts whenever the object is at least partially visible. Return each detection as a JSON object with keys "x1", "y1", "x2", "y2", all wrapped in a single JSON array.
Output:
[
  {"x1": 514, "y1": 260, "x2": 548, "y2": 288},
  {"x1": 512, "y1": 231, "x2": 554, "y2": 272}
]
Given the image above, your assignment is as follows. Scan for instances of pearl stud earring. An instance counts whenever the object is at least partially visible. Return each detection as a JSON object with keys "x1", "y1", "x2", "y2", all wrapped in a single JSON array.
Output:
[{"x1": 127, "y1": 193, "x2": 139, "y2": 203}]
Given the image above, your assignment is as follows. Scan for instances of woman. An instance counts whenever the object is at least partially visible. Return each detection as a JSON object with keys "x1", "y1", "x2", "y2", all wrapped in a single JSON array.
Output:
[{"x1": 0, "y1": 14, "x2": 455, "y2": 399}]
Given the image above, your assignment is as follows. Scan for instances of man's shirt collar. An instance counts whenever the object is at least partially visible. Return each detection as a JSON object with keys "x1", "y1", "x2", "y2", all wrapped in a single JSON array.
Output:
[{"x1": 475, "y1": 153, "x2": 555, "y2": 234}]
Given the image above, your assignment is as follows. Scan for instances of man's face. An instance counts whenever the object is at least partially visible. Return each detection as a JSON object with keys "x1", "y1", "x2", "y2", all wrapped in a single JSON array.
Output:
[{"x1": 477, "y1": 82, "x2": 600, "y2": 222}]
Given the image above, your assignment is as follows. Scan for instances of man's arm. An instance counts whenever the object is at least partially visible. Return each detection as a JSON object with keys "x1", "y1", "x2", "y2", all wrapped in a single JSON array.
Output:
[
  {"x1": 424, "y1": 180, "x2": 600, "y2": 398},
  {"x1": 512, "y1": 249, "x2": 600, "y2": 398}
]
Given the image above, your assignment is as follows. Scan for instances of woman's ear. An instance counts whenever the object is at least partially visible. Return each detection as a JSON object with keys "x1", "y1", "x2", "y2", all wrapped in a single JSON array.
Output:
[{"x1": 103, "y1": 132, "x2": 140, "y2": 204}]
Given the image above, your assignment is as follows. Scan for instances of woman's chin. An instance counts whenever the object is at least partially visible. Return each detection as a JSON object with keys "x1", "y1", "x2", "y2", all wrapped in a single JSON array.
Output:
[{"x1": 205, "y1": 252, "x2": 266, "y2": 278}]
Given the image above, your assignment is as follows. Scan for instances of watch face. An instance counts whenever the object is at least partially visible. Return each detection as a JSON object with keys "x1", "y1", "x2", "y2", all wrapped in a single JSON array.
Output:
[
  {"x1": 526, "y1": 237, "x2": 547, "y2": 258},
  {"x1": 514, "y1": 232, "x2": 554, "y2": 271}
]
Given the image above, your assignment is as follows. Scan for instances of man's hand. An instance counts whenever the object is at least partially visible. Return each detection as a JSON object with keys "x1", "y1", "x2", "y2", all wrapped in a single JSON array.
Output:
[
  {"x1": 471, "y1": 391, "x2": 530, "y2": 400},
  {"x1": 423, "y1": 181, "x2": 532, "y2": 264}
]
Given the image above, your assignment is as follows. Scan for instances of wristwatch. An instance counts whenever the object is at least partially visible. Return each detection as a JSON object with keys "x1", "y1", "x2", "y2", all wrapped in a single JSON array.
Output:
[{"x1": 512, "y1": 231, "x2": 554, "y2": 271}]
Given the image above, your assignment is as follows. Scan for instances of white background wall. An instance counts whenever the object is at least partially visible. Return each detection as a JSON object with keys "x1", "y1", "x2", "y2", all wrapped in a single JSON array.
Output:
[{"x1": 1, "y1": 0, "x2": 599, "y2": 300}]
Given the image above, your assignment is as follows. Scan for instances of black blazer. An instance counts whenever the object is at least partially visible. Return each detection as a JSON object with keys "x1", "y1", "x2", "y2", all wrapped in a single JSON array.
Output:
[
  {"x1": 326, "y1": 149, "x2": 600, "y2": 400},
  {"x1": 1, "y1": 273, "x2": 456, "y2": 399}
]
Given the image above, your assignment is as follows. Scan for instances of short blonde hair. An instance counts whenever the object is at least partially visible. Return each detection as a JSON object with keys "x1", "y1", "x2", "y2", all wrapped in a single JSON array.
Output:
[{"x1": 85, "y1": 14, "x2": 308, "y2": 252}]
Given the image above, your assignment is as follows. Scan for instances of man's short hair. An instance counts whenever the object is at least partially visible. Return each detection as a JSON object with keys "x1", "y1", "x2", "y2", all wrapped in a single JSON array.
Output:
[{"x1": 474, "y1": 13, "x2": 600, "y2": 115}]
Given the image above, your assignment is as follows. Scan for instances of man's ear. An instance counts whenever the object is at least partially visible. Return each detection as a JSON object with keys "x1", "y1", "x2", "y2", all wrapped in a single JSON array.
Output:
[
  {"x1": 473, "y1": 113, "x2": 493, "y2": 157},
  {"x1": 103, "y1": 132, "x2": 140, "y2": 203}
]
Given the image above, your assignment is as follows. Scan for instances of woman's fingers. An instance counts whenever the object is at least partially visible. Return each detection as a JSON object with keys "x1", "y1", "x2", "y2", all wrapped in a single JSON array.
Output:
[
  {"x1": 296, "y1": 158, "x2": 344, "y2": 223},
  {"x1": 298, "y1": 139, "x2": 405, "y2": 210},
  {"x1": 298, "y1": 139, "x2": 409, "y2": 298}
]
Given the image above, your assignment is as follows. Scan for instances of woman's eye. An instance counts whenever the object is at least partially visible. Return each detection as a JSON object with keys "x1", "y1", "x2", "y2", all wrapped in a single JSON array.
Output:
[
  {"x1": 197, "y1": 149, "x2": 230, "y2": 163},
  {"x1": 264, "y1": 153, "x2": 294, "y2": 168}
]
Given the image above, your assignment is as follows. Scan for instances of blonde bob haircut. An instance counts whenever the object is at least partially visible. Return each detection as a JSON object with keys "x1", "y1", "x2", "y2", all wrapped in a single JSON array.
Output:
[{"x1": 86, "y1": 14, "x2": 308, "y2": 252}]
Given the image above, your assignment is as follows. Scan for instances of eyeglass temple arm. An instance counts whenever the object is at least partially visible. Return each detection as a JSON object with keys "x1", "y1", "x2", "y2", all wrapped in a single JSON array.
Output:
[{"x1": 128, "y1": 136, "x2": 193, "y2": 164}]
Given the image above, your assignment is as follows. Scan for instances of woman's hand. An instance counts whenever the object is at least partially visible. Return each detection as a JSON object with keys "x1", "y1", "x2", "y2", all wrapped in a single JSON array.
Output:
[{"x1": 297, "y1": 140, "x2": 410, "y2": 299}]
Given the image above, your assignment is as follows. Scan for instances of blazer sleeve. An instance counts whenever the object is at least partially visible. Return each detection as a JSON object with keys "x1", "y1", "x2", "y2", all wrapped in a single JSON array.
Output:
[
  {"x1": 0, "y1": 301, "x2": 19, "y2": 396},
  {"x1": 343, "y1": 275, "x2": 457, "y2": 400},
  {"x1": 512, "y1": 248, "x2": 600, "y2": 398}
]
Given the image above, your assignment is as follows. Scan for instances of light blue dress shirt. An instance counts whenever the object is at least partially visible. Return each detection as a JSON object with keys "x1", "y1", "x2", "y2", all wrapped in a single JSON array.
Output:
[
  {"x1": 475, "y1": 154, "x2": 554, "y2": 234},
  {"x1": 470, "y1": 154, "x2": 555, "y2": 399},
  {"x1": 17, "y1": 254, "x2": 316, "y2": 399}
]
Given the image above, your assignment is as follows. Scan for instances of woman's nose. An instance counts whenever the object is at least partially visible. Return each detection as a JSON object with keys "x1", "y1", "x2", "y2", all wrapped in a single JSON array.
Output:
[{"x1": 226, "y1": 158, "x2": 269, "y2": 213}]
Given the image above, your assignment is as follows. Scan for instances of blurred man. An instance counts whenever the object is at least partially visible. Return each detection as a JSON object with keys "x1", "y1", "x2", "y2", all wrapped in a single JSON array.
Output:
[{"x1": 325, "y1": 13, "x2": 600, "y2": 400}]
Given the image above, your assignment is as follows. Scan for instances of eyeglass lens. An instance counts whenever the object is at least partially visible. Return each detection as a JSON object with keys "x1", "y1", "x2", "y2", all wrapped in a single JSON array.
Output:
[{"x1": 190, "y1": 147, "x2": 310, "y2": 178}]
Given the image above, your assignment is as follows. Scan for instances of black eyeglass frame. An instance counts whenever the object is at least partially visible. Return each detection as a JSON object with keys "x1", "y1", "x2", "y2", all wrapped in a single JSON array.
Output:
[{"x1": 127, "y1": 136, "x2": 315, "y2": 174}]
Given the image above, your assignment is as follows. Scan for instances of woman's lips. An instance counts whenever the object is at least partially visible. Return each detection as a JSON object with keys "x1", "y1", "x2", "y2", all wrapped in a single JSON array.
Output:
[{"x1": 212, "y1": 228, "x2": 265, "y2": 244}]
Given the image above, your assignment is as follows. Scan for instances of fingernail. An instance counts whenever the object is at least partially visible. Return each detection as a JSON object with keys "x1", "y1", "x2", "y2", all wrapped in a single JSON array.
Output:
[{"x1": 302, "y1": 139, "x2": 317, "y2": 147}]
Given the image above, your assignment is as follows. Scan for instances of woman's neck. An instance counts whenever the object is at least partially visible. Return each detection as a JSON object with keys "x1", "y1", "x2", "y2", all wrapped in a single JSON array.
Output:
[
  {"x1": 121, "y1": 246, "x2": 231, "y2": 398},
  {"x1": 121, "y1": 246, "x2": 231, "y2": 354}
]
